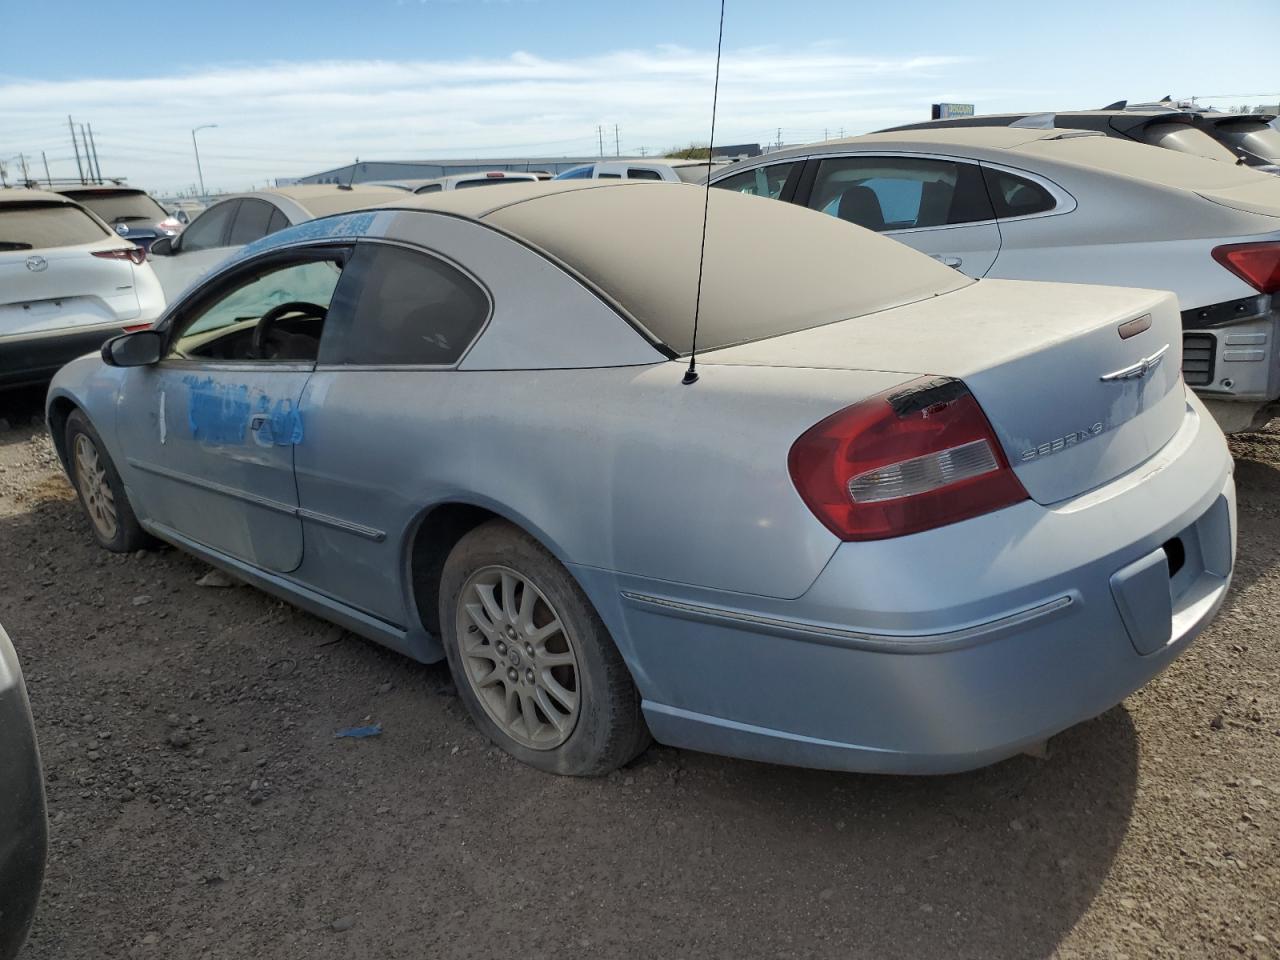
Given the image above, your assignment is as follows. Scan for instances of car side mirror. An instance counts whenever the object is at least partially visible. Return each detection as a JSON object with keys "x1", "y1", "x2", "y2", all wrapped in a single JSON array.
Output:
[
  {"x1": 149, "y1": 236, "x2": 174, "y2": 256},
  {"x1": 102, "y1": 330, "x2": 163, "y2": 367}
]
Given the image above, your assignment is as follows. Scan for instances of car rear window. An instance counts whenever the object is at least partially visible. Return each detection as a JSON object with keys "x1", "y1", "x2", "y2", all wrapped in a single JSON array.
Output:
[
  {"x1": 0, "y1": 202, "x2": 110, "y2": 250},
  {"x1": 1140, "y1": 123, "x2": 1238, "y2": 163},
  {"x1": 62, "y1": 190, "x2": 168, "y2": 225},
  {"x1": 454, "y1": 177, "x2": 531, "y2": 189}
]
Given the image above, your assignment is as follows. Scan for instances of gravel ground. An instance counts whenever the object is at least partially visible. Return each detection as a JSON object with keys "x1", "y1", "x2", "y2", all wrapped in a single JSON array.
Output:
[{"x1": 2, "y1": 391, "x2": 1278, "y2": 960}]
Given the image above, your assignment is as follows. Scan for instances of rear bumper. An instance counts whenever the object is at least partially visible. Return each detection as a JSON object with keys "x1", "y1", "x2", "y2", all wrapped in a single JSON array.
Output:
[
  {"x1": 578, "y1": 396, "x2": 1235, "y2": 774},
  {"x1": 1181, "y1": 294, "x2": 1280, "y2": 430},
  {"x1": 0, "y1": 626, "x2": 47, "y2": 959},
  {"x1": 0, "y1": 322, "x2": 124, "y2": 389}
]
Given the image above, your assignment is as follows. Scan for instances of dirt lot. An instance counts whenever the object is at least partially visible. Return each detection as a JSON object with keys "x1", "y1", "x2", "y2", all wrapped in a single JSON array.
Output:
[{"x1": 2, "y1": 389, "x2": 1278, "y2": 960}]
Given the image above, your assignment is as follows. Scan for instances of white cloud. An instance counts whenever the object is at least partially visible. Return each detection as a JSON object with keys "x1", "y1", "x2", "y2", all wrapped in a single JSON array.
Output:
[{"x1": 0, "y1": 46, "x2": 974, "y2": 194}]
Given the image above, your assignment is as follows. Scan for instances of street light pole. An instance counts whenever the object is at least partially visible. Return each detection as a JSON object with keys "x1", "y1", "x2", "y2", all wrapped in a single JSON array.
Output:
[{"x1": 191, "y1": 124, "x2": 217, "y2": 198}]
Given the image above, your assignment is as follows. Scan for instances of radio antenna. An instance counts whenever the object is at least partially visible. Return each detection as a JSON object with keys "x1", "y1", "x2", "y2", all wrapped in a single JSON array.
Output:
[{"x1": 682, "y1": 0, "x2": 726, "y2": 386}]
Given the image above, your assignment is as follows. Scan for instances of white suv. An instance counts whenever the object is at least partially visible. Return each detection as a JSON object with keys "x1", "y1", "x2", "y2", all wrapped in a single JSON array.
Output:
[
  {"x1": 553, "y1": 159, "x2": 728, "y2": 182},
  {"x1": 1, "y1": 188, "x2": 164, "y2": 388}
]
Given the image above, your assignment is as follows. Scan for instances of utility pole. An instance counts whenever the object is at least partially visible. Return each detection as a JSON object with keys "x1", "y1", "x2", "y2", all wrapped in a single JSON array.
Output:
[
  {"x1": 69, "y1": 115, "x2": 85, "y2": 182},
  {"x1": 639, "y1": 146, "x2": 648, "y2": 157},
  {"x1": 17, "y1": 153, "x2": 29, "y2": 182},
  {"x1": 776, "y1": 127, "x2": 782, "y2": 149},
  {"x1": 614, "y1": 124, "x2": 620, "y2": 157},
  {"x1": 824, "y1": 128, "x2": 829, "y2": 141},
  {"x1": 41, "y1": 151, "x2": 52, "y2": 187},
  {"x1": 597, "y1": 125, "x2": 604, "y2": 158},
  {"x1": 191, "y1": 124, "x2": 217, "y2": 199},
  {"x1": 87, "y1": 124, "x2": 103, "y2": 182}
]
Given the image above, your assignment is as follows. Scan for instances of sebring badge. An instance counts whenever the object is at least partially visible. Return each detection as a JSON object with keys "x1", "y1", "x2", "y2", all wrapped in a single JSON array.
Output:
[
  {"x1": 1100, "y1": 343, "x2": 1169, "y2": 382},
  {"x1": 25, "y1": 255, "x2": 47, "y2": 272},
  {"x1": 1020, "y1": 422, "x2": 1105, "y2": 462}
]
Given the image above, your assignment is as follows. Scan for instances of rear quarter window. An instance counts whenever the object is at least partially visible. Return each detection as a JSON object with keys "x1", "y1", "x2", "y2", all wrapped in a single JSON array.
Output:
[
  {"x1": 0, "y1": 202, "x2": 110, "y2": 250},
  {"x1": 982, "y1": 168, "x2": 1057, "y2": 217},
  {"x1": 320, "y1": 243, "x2": 490, "y2": 366}
]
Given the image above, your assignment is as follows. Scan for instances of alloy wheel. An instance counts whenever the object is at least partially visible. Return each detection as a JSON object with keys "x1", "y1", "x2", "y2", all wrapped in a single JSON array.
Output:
[
  {"x1": 455, "y1": 565, "x2": 581, "y2": 750},
  {"x1": 73, "y1": 433, "x2": 118, "y2": 541}
]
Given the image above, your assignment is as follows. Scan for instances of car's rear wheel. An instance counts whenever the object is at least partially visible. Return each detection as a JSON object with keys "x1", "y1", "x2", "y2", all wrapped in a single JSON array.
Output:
[
  {"x1": 65, "y1": 409, "x2": 154, "y2": 553},
  {"x1": 439, "y1": 519, "x2": 649, "y2": 775}
]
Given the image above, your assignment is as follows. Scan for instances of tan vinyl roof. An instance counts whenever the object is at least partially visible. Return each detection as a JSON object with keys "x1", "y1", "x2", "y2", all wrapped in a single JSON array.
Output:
[
  {"x1": 0, "y1": 187, "x2": 79, "y2": 205},
  {"x1": 379, "y1": 181, "x2": 969, "y2": 354}
]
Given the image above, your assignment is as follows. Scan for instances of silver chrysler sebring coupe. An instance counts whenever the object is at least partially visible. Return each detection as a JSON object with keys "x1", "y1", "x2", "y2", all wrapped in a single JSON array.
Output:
[{"x1": 46, "y1": 181, "x2": 1235, "y2": 776}]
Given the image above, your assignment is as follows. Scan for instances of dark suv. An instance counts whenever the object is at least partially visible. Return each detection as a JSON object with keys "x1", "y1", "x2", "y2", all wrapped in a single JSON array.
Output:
[{"x1": 53, "y1": 185, "x2": 181, "y2": 251}]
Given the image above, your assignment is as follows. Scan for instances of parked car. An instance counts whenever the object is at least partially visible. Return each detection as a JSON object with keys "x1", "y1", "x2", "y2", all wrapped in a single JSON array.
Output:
[
  {"x1": 53, "y1": 184, "x2": 182, "y2": 251},
  {"x1": 368, "y1": 172, "x2": 542, "y2": 193},
  {"x1": 1111, "y1": 100, "x2": 1280, "y2": 172},
  {"x1": 1, "y1": 188, "x2": 165, "y2": 389},
  {"x1": 709, "y1": 127, "x2": 1280, "y2": 432},
  {"x1": 48, "y1": 181, "x2": 1234, "y2": 777},
  {"x1": 0, "y1": 623, "x2": 47, "y2": 960},
  {"x1": 553, "y1": 159, "x2": 728, "y2": 182},
  {"x1": 165, "y1": 200, "x2": 206, "y2": 226},
  {"x1": 885, "y1": 109, "x2": 1249, "y2": 167},
  {"x1": 146, "y1": 184, "x2": 406, "y2": 299}
]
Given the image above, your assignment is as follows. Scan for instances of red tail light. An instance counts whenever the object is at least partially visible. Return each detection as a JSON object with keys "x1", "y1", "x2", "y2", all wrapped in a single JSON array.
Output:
[
  {"x1": 1212, "y1": 242, "x2": 1280, "y2": 294},
  {"x1": 92, "y1": 246, "x2": 146, "y2": 266},
  {"x1": 122, "y1": 322, "x2": 153, "y2": 332},
  {"x1": 788, "y1": 377, "x2": 1028, "y2": 541}
]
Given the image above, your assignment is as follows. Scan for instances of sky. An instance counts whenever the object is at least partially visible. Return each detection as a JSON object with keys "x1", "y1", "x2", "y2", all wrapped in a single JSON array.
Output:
[{"x1": 2, "y1": 0, "x2": 1276, "y2": 195}]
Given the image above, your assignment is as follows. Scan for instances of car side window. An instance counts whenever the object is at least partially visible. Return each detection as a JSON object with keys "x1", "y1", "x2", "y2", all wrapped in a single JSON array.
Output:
[
  {"x1": 807, "y1": 156, "x2": 993, "y2": 232},
  {"x1": 266, "y1": 206, "x2": 290, "y2": 235},
  {"x1": 168, "y1": 256, "x2": 345, "y2": 362},
  {"x1": 414, "y1": 184, "x2": 443, "y2": 194},
  {"x1": 227, "y1": 199, "x2": 276, "y2": 246},
  {"x1": 177, "y1": 200, "x2": 237, "y2": 252},
  {"x1": 597, "y1": 172, "x2": 622, "y2": 179},
  {"x1": 711, "y1": 162, "x2": 796, "y2": 198},
  {"x1": 627, "y1": 168, "x2": 663, "y2": 181},
  {"x1": 981, "y1": 168, "x2": 1057, "y2": 218},
  {"x1": 319, "y1": 243, "x2": 489, "y2": 367}
]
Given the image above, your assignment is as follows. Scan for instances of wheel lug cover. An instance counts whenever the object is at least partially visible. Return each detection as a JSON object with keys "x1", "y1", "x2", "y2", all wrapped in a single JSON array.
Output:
[
  {"x1": 507, "y1": 667, "x2": 519, "y2": 683},
  {"x1": 525, "y1": 668, "x2": 534, "y2": 684},
  {"x1": 524, "y1": 643, "x2": 534, "y2": 657},
  {"x1": 496, "y1": 642, "x2": 507, "y2": 655},
  {"x1": 505, "y1": 626, "x2": 517, "y2": 640}
]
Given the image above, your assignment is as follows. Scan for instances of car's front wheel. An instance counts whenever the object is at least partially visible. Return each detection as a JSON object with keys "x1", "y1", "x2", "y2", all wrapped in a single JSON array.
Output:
[
  {"x1": 439, "y1": 519, "x2": 649, "y2": 776},
  {"x1": 65, "y1": 409, "x2": 154, "y2": 553}
]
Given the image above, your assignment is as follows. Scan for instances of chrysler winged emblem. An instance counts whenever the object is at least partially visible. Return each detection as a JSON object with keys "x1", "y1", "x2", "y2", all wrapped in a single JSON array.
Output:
[
  {"x1": 25, "y1": 255, "x2": 47, "y2": 272},
  {"x1": 1100, "y1": 344, "x2": 1169, "y2": 382}
]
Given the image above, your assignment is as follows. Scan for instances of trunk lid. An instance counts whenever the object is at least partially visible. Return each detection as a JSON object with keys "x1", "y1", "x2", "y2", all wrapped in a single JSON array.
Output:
[
  {"x1": 701, "y1": 279, "x2": 1187, "y2": 505},
  {"x1": 0, "y1": 240, "x2": 142, "y2": 337}
]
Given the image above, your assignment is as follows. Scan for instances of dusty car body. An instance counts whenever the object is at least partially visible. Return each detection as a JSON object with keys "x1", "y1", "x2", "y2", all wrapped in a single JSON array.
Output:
[
  {"x1": 0, "y1": 624, "x2": 47, "y2": 960},
  {"x1": 146, "y1": 184, "x2": 407, "y2": 300},
  {"x1": 710, "y1": 127, "x2": 1280, "y2": 432},
  {"x1": 48, "y1": 182, "x2": 1234, "y2": 776}
]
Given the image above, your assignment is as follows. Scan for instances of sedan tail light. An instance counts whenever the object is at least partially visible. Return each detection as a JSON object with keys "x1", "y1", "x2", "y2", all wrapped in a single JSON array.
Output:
[
  {"x1": 1212, "y1": 241, "x2": 1280, "y2": 294},
  {"x1": 92, "y1": 246, "x2": 147, "y2": 266},
  {"x1": 788, "y1": 377, "x2": 1028, "y2": 541}
]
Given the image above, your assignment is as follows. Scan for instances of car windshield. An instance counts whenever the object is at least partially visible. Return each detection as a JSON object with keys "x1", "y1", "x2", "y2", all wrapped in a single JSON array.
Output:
[
  {"x1": 674, "y1": 163, "x2": 725, "y2": 183},
  {"x1": 0, "y1": 202, "x2": 110, "y2": 249},
  {"x1": 553, "y1": 165, "x2": 594, "y2": 180},
  {"x1": 66, "y1": 190, "x2": 169, "y2": 224}
]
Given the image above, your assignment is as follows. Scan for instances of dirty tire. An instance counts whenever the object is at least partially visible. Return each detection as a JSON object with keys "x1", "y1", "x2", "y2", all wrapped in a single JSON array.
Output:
[
  {"x1": 64, "y1": 409, "x2": 155, "y2": 553},
  {"x1": 439, "y1": 519, "x2": 649, "y2": 776}
]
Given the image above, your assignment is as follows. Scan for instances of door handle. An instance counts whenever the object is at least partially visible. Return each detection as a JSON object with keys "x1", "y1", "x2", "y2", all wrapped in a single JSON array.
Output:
[{"x1": 249, "y1": 414, "x2": 269, "y2": 431}]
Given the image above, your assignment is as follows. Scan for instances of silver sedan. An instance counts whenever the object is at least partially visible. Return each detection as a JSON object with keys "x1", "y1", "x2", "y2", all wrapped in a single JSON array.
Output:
[{"x1": 47, "y1": 182, "x2": 1235, "y2": 776}]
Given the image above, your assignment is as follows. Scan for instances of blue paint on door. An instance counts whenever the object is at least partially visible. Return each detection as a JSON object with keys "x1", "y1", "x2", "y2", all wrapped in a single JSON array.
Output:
[{"x1": 183, "y1": 376, "x2": 304, "y2": 447}]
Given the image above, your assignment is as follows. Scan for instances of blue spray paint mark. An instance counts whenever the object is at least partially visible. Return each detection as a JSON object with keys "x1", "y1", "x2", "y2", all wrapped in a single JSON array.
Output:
[{"x1": 183, "y1": 376, "x2": 303, "y2": 447}]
